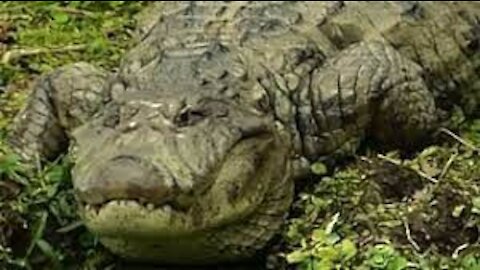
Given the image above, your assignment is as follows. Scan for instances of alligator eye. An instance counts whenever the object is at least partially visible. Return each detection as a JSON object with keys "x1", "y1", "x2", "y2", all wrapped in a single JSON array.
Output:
[{"x1": 175, "y1": 108, "x2": 207, "y2": 127}]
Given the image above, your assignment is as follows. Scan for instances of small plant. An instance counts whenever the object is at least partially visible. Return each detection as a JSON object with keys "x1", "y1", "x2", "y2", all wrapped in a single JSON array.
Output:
[
  {"x1": 362, "y1": 244, "x2": 409, "y2": 270},
  {"x1": 285, "y1": 213, "x2": 358, "y2": 270},
  {"x1": 460, "y1": 253, "x2": 480, "y2": 270},
  {"x1": 0, "y1": 149, "x2": 28, "y2": 185}
]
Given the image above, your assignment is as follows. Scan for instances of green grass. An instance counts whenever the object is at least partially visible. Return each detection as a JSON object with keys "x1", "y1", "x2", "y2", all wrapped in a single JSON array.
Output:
[
  {"x1": 0, "y1": 2, "x2": 147, "y2": 269},
  {"x1": 1, "y1": 1, "x2": 480, "y2": 269}
]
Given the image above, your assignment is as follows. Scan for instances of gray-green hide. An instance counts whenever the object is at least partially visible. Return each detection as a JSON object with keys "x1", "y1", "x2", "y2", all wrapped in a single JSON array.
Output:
[{"x1": 7, "y1": 1, "x2": 480, "y2": 265}]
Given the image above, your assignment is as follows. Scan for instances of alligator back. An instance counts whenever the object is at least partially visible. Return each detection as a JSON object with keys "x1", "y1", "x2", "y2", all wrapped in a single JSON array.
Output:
[{"x1": 118, "y1": 1, "x2": 479, "y2": 160}]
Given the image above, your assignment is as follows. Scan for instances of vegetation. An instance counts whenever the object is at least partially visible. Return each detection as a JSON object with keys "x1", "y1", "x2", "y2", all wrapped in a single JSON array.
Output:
[
  {"x1": 1, "y1": 1, "x2": 479, "y2": 269},
  {"x1": 278, "y1": 120, "x2": 480, "y2": 269},
  {"x1": 0, "y1": 2, "x2": 147, "y2": 269}
]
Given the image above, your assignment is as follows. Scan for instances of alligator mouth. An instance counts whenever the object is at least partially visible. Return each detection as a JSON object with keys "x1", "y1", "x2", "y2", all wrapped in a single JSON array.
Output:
[
  {"x1": 83, "y1": 199, "x2": 182, "y2": 216},
  {"x1": 82, "y1": 199, "x2": 186, "y2": 231},
  {"x1": 82, "y1": 198, "x2": 196, "y2": 238}
]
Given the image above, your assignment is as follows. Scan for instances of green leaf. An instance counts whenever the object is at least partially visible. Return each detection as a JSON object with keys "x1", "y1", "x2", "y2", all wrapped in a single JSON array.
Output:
[
  {"x1": 0, "y1": 153, "x2": 21, "y2": 175},
  {"x1": 26, "y1": 211, "x2": 48, "y2": 257},
  {"x1": 89, "y1": 37, "x2": 109, "y2": 54},
  {"x1": 51, "y1": 11, "x2": 69, "y2": 24},
  {"x1": 472, "y1": 197, "x2": 480, "y2": 214},
  {"x1": 311, "y1": 197, "x2": 329, "y2": 210},
  {"x1": 45, "y1": 164, "x2": 68, "y2": 183},
  {"x1": 286, "y1": 249, "x2": 311, "y2": 264},
  {"x1": 311, "y1": 228, "x2": 327, "y2": 243},
  {"x1": 313, "y1": 246, "x2": 338, "y2": 261},
  {"x1": 461, "y1": 254, "x2": 480, "y2": 270},
  {"x1": 325, "y1": 232, "x2": 341, "y2": 245},
  {"x1": 387, "y1": 256, "x2": 408, "y2": 270},
  {"x1": 313, "y1": 258, "x2": 335, "y2": 270},
  {"x1": 452, "y1": 204, "x2": 465, "y2": 218},
  {"x1": 367, "y1": 245, "x2": 391, "y2": 268},
  {"x1": 340, "y1": 239, "x2": 357, "y2": 261},
  {"x1": 286, "y1": 224, "x2": 303, "y2": 242},
  {"x1": 110, "y1": 1, "x2": 125, "y2": 7},
  {"x1": 370, "y1": 254, "x2": 388, "y2": 268},
  {"x1": 311, "y1": 162, "x2": 328, "y2": 175},
  {"x1": 36, "y1": 239, "x2": 58, "y2": 261}
]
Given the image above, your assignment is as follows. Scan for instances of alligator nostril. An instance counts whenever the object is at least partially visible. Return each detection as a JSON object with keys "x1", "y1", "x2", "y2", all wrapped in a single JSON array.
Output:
[{"x1": 76, "y1": 156, "x2": 176, "y2": 206}]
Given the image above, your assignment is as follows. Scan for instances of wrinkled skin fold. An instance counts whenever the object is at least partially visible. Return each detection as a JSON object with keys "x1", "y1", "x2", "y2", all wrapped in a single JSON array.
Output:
[{"x1": 7, "y1": 1, "x2": 480, "y2": 265}]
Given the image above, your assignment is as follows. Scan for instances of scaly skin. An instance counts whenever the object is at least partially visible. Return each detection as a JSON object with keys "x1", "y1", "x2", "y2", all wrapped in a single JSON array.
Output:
[{"x1": 7, "y1": 1, "x2": 479, "y2": 265}]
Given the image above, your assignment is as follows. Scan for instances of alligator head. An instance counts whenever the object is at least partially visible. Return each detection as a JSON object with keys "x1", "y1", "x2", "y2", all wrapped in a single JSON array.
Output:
[{"x1": 69, "y1": 50, "x2": 295, "y2": 264}]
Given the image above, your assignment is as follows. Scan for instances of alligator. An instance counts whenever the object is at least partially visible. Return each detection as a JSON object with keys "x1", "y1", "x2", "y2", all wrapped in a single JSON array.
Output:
[{"x1": 6, "y1": 1, "x2": 480, "y2": 265}]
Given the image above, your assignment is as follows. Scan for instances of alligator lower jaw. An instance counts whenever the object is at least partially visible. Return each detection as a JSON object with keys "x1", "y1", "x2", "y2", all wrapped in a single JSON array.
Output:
[
  {"x1": 83, "y1": 199, "x2": 181, "y2": 217},
  {"x1": 81, "y1": 199, "x2": 197, "y2": 238},
  {"x1": 81, "y1": 199, "x2": 269, "y2": 264}
]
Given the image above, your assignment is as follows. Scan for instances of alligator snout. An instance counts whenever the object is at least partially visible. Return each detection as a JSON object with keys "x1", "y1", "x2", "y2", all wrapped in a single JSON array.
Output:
[{"x1": 76, "y1": 155, "x2": 177, "y2": 206}]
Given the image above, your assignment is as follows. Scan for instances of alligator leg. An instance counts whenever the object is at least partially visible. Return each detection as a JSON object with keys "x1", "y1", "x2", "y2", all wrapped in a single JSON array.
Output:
[
  {"x1": 7, "y1": 62, "x2": 109, "y2": 163},
  {"x1": 364, "y1": 42, "x2": 439, "y2": 149},
  {"x1": 307, "y1": 41, "x2": 438, "y2": 158}
]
